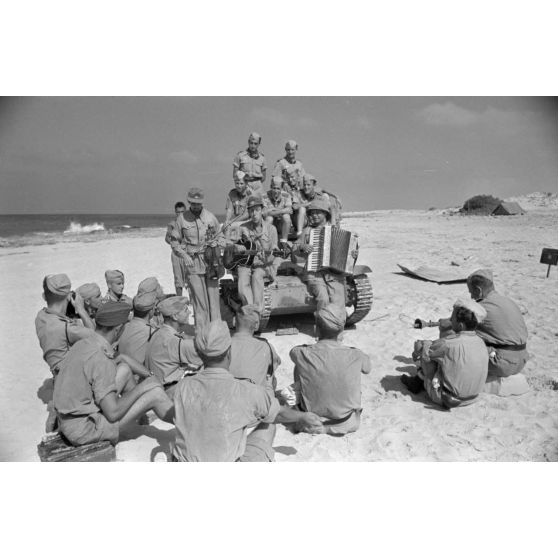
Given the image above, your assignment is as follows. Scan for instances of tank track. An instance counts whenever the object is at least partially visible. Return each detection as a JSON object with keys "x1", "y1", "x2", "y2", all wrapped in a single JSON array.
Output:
[{"x1": 345, "y1": 274, "x2": 373, "y2": 327}]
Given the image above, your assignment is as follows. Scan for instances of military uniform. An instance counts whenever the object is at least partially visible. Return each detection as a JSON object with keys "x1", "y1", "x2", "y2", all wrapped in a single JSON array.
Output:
[
  {"x1": 229, "y1": 332, "x2": 280, "y2": 387},
  {"x1": 272, "y1": 158, "x2": 305, "y2": 189},
  {"x1": 224, "y1": 188, "x2": 251, "y2": 242},
  {"x1": 233, "y1": 150, "x2": 267, "y2": 195},
  {"x1": 263, "y1": 189, "x2": 293, "y2": 240},
  {"x1": 35, "y1": 308, "x2": 95, "y2": 373},
  {"x1": 172, "y1": 367, "x2": 280, "y2": 462},
  {"x1": 171, "y1": 208, "x2": 224, "y2": 328},
  {"x1": 117, "y1": 317, "x2": 157, "y2": 365},
  {"x1": 290, "y1": 339, "x2": 370, "y2": 434},
  {"x1": 165, "y1": 218, "x2": 186, "y2": 292},
  {"x1": 238, "y1": 219, "x2": 279, "y2": 312},
  {"x1": 144, "y1": 323, "x2": 202, "y2": 393},
  {"x1": 477, "y1": 291, "x2": 529, "y2": 377},
  {"x1": 100, "y1": 291, "x2": 133, "y2": 306},
  {"x1": 292, "y1": 224, "x2": 346, "y2": 309},
  {"x1": 53, "y1": 334, "x2": 120, "y2": 445},
  {"x1": 414, "y1": 331, "x2": 489, "y2": 408}
]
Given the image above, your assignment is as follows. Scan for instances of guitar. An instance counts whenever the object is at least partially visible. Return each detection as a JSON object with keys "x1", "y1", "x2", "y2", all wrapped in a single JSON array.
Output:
[{"x1": 223, "y1": 239, "x2": 291, "y2": 270}]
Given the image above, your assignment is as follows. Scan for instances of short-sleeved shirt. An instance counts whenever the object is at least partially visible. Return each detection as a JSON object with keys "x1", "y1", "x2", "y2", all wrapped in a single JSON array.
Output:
[
  {"x1": 272, "y1": 158, "x2": 305, "y2": 188},
  {"x1": 53, "y1": 334, "x2": 118, "y2": 418},
  {"x1": 427, "y1": 331, "x2": 489, "y2": 398},
  {"x1": 144, "y1": 323, "x2": 202, "y2": 385},
  {"x1": 263, "y1": 190, "x2": 293, "y2": 216},
  {"x1": 174, "y1": 208, "x2": 223, "y2": 275},
  {"x1": 35, "y1": 307, "x2": 95, "y2": 371},
  {"x1": 225, "y1": 188, "x2": 250, "y2": 220},
  {"x1": 229, "y1": 332, "x2": 280, "y2": 386},
  {"x1": 476, "y1": 291, "x2": 528, "y2": 347},
  {"x1": 233, "y1": 150, "x2": 267, "y2": 192},
  {"x1": 290, "y1": 339, "x2": 370, "y2": 424},
  {"x1": 239, "y1": 220, "x2": 278, "y2": 268},
  {"x1": 117, "y1": 317, "x2": 156, "y2": 365},
  {"x1": 173, "y1": 367, "x2": 281, "y2": 462},
  {"x1": 299, "y1": 189, "x2": 330, "y2": 208}
]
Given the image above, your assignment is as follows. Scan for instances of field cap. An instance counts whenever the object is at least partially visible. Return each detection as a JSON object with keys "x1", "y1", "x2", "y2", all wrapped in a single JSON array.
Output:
[
  {"x1": 95, "y1": 301, "x2": 132, "y2": 327},
  {"x1": 316, "y1": 303, "x2": 346, "y2": 332},
  {"x1": 271, "y1": 176, "x2": 283, "y2": 187},
  {"x1": 157, "y1": 295, "x2": 189, "y2": 318},
  {"x1": 235, "y1": 170, "x2": 246, "y2": 182},
  {"x1": 133, "y1": 290, "x2": 158, "y2": 312},
  {"x1": 248, "y1": 132, "x2": 261, "y2": 143},
  {"x1": 247, "y1": 194, "x2": 265, "y2": 209},
  {"x1": 285, "y1": 139, "x2": 298, "y2": 149},
  {"x1": 467, "y1": 268, "x2": 494, "y2": 283},
  {"x1": 236, "y1": 304, "x2": 260, "y2": 326},
  {"x1": 45, "y1": 274, "x2": 71, "y2": 296},
  {"x1": 77, "y1": 283, "x2": 102, "y2": 308},
  {"x1": 453, "y1": 298, "x2": 487, "y2": 324},
  {"x1": 303, "y1": 174, "x2": 317, "y2": 185},
  {"x1": 307, "y1": 198, "x2": 330, "y2": 214},
  {"x1": 137, "y1": 277, "x2": 164, "y2": 300},
  {"x1": 105, "y1": 269, "x2": 124, "y2": 283},
  {"x1": 187, "y1": 187, "x2": 204, "y2": 203},
  {"x1": 195, "y1": 320, "x2": 231, "y2": 357}
]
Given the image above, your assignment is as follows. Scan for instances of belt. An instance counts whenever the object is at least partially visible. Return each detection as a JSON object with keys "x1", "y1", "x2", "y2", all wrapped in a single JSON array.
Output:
[
  {"x1": 245, "y1": 176, "x2": 262, "y2": 182},
  {"x1": 441, "y1": 388, "x2": 478, "y2": 409},
  {"x1": 486, "y1": 342, "x2": 527, "y2": 351}
]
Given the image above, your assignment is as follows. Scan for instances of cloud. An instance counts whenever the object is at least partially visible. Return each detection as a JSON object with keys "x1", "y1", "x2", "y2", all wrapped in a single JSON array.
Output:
[
  {"x1": 418, "y1": 102, "x2": 478, "y2": 126},
  {"x1": 168, "y1": 149, "x2": 199, "y2": 165}
]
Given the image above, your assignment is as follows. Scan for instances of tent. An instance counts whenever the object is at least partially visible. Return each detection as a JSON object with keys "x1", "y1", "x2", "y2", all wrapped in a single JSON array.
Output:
[{"x1": 492, "y1": 202, "x2": 525, "y2": 215}]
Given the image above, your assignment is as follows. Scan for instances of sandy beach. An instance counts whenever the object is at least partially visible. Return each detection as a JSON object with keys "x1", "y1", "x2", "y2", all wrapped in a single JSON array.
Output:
[{"x1": 2, "y1": 207, "x2": 557, "y2": 462}]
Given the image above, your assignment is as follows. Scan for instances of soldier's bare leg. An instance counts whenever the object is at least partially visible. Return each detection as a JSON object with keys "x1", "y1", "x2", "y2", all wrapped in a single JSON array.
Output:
[
  {"x1": 237, "y1": 266, "x2": 254, "y2": 306},
  {"x1": 206, "y1": 276, "x2": 222, "y2": 321},
  {"x1": 251, "y1": 267, "x2": 266, "y2": 312},
  {"x1": 296, "y1": 207, "x2": 306, "y2": 236},
  {"x1": 281, "y1": 214, "x2": 292, "y2": 241}
]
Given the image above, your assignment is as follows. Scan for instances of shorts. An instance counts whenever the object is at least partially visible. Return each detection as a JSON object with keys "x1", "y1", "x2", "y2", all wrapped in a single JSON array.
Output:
[{"x1": 59, "y1": 412, "x2": 119, "y2": 446}]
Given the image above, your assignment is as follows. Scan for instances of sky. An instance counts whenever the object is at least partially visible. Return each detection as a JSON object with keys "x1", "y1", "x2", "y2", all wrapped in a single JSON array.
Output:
[{"x1": 0, "y1": 97, "x2": 557, "y2": 214}]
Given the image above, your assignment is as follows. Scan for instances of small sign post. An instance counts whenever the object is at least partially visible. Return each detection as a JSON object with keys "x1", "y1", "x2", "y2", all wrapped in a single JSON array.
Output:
[{"x1": 540, "y1": 248, "x2": 558, "y2": 278}]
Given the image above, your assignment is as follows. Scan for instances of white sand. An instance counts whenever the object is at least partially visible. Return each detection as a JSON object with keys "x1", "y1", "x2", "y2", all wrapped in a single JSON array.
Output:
[{"x1": 2, "y1": 209, "x2": 558, "y2": 461}]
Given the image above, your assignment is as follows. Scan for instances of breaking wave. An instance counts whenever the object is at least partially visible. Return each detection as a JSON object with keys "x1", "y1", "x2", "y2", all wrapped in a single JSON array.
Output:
[{"x1": 63, "y1": 221, "x2": 106, "y2": 234}]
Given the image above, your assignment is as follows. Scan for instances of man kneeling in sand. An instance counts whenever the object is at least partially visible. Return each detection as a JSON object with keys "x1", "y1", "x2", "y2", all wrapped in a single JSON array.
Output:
[
  {"x1": 288, "y1": 304, "x2": 371, "y2": 435},
  {"x1": 172, "y1": 320, "x2": 323, "y2": 461},
  {"x1": 402, "y1": 299, "x2": 489, "y2": 409},
  {"x1": 53, "y1": 302, "x2": 174, "y2": 446}
]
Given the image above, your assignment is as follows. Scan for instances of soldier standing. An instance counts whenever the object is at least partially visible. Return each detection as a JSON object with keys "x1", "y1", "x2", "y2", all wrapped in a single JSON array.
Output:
[{"x1": 233, "y1": 132, "x2": 267, "y2": 196}]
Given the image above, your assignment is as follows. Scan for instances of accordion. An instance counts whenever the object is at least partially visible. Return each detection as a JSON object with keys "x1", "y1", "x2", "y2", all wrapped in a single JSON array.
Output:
[{"x1": 307, "y1": 225, "x2": 358, "y2": 274}]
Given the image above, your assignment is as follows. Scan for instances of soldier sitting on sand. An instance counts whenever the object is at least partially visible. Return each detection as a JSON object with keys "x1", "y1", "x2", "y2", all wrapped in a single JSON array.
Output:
[
  {"x1": 53, "y1": 302, "x2": 174, "y2": 447},
  {"x1": 401, "y1": 298, "x2": 489, "y2": 408},
  {"x1": 101, "y1": 269, "x2": 133, "y2": 306}
]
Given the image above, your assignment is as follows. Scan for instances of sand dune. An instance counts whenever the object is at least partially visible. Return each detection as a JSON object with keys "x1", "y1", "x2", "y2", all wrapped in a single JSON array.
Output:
[{"x1": 1, "y1": 208, "x2": 557, "y2": 461}]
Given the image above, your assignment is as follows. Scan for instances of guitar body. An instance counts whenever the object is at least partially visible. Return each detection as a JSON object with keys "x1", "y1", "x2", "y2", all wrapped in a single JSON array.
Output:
[{"x1": 224, "y1": 239, "x2": 258, "y2": 270}]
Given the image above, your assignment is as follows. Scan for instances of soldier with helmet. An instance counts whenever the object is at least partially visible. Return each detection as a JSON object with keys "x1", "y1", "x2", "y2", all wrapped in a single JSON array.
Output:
[
  {"x1": 170, "y1": 187, "x2": 224, "y2": 329},
  {"x1": 233, "y1": 132, "x2": 267, "y2": 196}
]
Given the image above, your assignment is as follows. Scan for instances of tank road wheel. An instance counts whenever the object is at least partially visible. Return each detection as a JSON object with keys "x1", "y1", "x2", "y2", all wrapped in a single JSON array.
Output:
[
  {"x1": 257, "y1": 284, "x2": 273, "y2": 332},
  {"x1": 345, "y1": 274, "x2": 373, "y2": 327}
]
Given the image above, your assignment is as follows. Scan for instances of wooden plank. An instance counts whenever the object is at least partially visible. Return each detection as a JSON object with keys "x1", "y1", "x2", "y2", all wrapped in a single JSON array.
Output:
[{"x1": 37, "y1": 432, "x2": 116, "y2": 462}]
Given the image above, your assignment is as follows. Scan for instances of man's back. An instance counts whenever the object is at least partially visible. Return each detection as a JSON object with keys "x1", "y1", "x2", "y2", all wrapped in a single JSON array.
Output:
[
  {"x1": 229, "y1": 333, "x2": 279, "y2": 386},
  {"x1": 290, "y1": 340, "x2": 370, "y2": 423},
  {"x1": 173, "y1": 367, "x2": 279, "y2": 462},
  {"x1": 118, "y1": 317, "x2": 153, "y2": 365},
  {"x1": 477, "y1": 291, "x2": 528, "y2": 346}
]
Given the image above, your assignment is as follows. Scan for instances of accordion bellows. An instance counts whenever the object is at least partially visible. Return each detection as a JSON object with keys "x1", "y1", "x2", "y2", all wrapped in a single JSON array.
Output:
[{"x1": 307, "y1": 225, "x2": 357, "y2": 274}]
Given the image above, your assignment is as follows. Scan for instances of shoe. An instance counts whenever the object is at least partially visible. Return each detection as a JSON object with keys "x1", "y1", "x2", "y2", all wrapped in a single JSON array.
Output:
[{"x1": 401, "y1": 374, "x2": 425, "y2": 394}]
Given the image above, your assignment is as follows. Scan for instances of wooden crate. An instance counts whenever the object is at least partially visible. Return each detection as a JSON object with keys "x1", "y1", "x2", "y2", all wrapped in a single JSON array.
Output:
[{"x1": 37, "y1": 432, "x2": 116, "y2": 462}]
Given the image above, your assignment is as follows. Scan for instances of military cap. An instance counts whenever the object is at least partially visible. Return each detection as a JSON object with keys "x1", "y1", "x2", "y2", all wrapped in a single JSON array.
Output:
[
  {"x1": 105, "y1": 269, "x2": 124, "y2": 283},
  {"x1": 187, "y1": 187, "x2": 204, "y2": 203},
  {"x1": 315, "y1": 303, "x2": 346, "y2": 332},
  {"x1": 303, "y1": 174, "x2": 317, "y2": 185},
  {"x1": 137, "y1": 277, "x2": 165, "y2": 300},
  {"x1": 453, "y1": 298, "x2": 487, "y2": 324},
  {"x1": 247, "y1": 194, "x2": 265, "y2": 209},
  {"x1": 235, "y1": 170, "x2": 246, "y2": 182},
  {"x1": 133, "y1": 290, "x2": 158, "y2": 312},
  {"x1": 44, "y1": 274, "x2": 72, "y2": 296},
  {"x1": 467, "y1": 269, "x2": 494, "y2": 283},
  {"x1": 195, "y1": 320, "x2": 231, "y2": 357},
  {"x1": 248, "y1": 132, "x2": 262, "y2": 143},
  {"x1": 157, "y1": 295, "x2": 189, "y2": 318},
  {"x1": 270, "y1": 176, "x2": 283, "y2": 187},
  {"x1": 307, "y1": 198, "x2": 331, "y2": 215},
  {"x1": 236, "y1": 304, "x2": 260, "y2": 326},
  {"x1": 77, "y1": 283, "x2": 103, "y2": 308},
  {"x1": 285, "y1": 139, "x2": 298, "y2": 150},
  {"x1": 96, "y1": 301, "x2": 132, "y2": 327}
]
